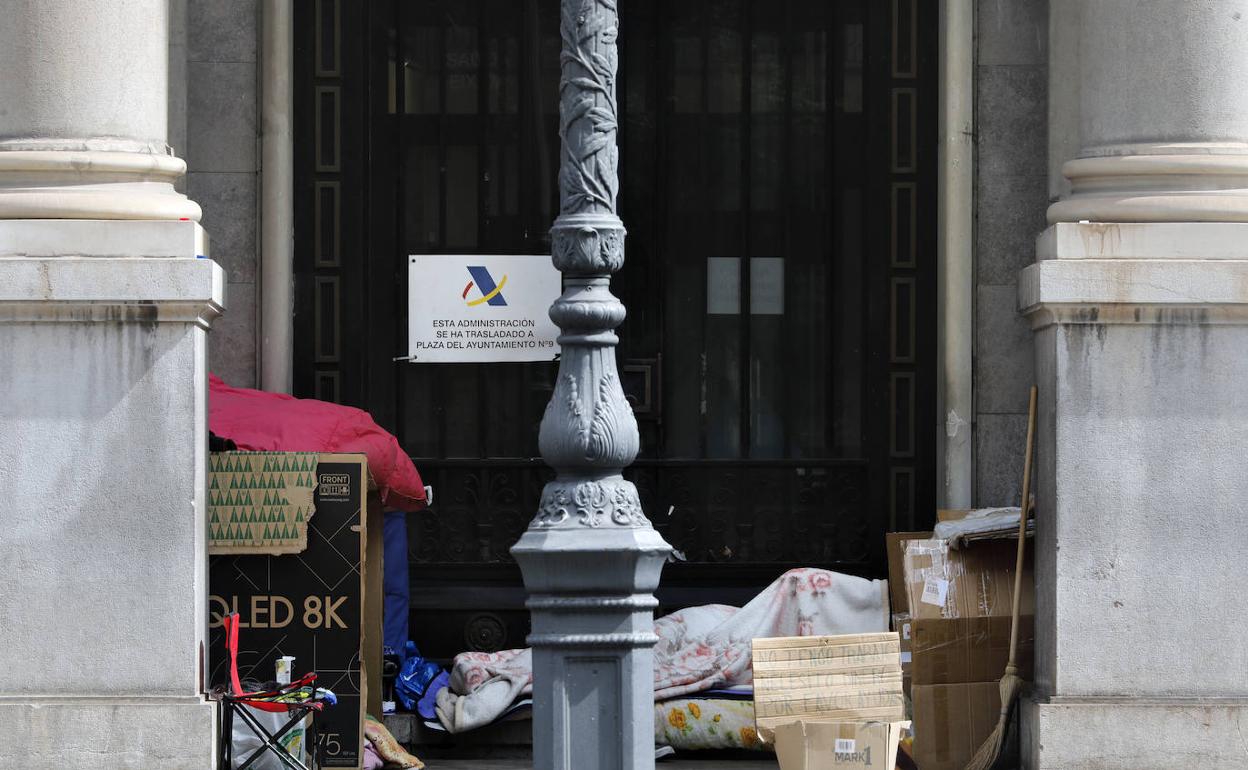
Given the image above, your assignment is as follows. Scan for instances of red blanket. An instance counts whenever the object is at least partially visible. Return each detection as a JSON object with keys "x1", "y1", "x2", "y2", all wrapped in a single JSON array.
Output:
[{"x1": 209, "y1": 374, "x2": 427, "y2": 512}]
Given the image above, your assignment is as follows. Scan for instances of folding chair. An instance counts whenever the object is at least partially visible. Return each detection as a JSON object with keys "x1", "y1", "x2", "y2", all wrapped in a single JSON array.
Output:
[{"x1": 218, "y1": 612, "x2": 328, "y2": 770}]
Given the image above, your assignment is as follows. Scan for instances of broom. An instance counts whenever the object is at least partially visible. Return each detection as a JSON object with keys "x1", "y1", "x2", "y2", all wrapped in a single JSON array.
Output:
[{"x1": 964, "y1": 384, "x2": 1037, "y2": 770}]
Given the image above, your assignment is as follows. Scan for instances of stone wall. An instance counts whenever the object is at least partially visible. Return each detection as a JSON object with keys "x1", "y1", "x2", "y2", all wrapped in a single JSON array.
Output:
[
  {"x1": 176, "y1": 0, "x2": 261, "y2": 387},
  {"x1": 974, "y1": 0, "x2": 1048, "y2": 505}
]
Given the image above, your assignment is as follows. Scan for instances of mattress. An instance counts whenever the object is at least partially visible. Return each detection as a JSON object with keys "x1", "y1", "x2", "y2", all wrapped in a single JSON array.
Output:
[{"x1": 654, "y1": 693, "x2": 767, "y2": 752}]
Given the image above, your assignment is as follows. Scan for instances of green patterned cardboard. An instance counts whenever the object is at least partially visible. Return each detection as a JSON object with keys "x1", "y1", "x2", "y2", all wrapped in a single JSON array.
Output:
[{"x1": 208, "y1": 452, "x2": 318, "y2": 554}]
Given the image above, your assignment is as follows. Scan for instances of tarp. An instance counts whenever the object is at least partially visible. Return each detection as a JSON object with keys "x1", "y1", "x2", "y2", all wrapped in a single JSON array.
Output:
[{"x1": 209, "y1": 374, "x2": 428, "y2": 512}]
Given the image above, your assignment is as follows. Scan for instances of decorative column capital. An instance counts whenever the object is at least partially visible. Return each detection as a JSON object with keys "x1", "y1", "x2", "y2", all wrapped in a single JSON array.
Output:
[{"x1": 551, "y1": 215, "x2": 625, "y2": 275}]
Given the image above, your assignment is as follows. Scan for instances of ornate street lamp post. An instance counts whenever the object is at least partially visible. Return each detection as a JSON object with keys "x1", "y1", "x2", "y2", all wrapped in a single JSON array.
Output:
[{"x1": 511, "y1": 1, "x2": 671, "y2": 768}]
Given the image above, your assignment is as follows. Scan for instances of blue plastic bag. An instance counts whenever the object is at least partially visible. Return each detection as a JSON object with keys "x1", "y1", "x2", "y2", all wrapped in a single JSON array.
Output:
[
  {"x1": 395, "y1": 642, "x2": 444, "y2": 712},
  {"x1": 417, "y1": 670, "x2": 450, "y2": 720}
]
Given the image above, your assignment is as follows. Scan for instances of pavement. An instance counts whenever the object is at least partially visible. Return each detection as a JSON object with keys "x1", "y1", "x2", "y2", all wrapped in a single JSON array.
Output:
[
  {"x1": 385, "y1": 713, "x2": 781, "y2": 769},
  {"x1": 422, "y1": 760, "x2": 779, "y2": 770}
]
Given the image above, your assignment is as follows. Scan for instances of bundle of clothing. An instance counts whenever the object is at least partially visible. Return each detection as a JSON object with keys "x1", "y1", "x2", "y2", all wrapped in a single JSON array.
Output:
[
  {"x1": 363, "y1": 715, "x2": 423, "y2": 769},
  {"x1": 434, "y1": 567, "x2": 890, "y2": 733}
]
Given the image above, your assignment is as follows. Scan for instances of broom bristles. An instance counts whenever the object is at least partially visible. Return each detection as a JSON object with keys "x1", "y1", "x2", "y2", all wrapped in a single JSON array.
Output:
[{"x1": 963, "y1": 672, "x2": 1023, "y2": 770}]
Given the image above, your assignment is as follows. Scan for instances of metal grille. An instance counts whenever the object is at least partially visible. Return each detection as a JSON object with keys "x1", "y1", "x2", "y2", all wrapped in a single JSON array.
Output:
[
  {"x1": 411, "y1": 458, "x2": 871, "y2": 566},
  {"x1": 293, "y1": 0, "x2": 937, "y2": 658}
]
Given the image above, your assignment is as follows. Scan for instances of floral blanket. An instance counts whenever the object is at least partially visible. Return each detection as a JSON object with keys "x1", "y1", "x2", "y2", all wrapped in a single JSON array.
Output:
[
  {"x1": 655, "y1": 698, "x2": 764, "y2": 751},
  {"x1": 435, "y1": 568, "x2": 889, "y2": 732}
]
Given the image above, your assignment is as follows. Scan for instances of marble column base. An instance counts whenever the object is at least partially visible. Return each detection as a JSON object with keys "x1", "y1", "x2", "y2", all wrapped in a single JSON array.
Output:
[
  {"x1": 0, "y1": 150, "x2": 201, "y2": 221},
  {"x1": 0, "y1": 221, "x2": 223, "y2": 769},
  {"x1": 1022, "y1": 697, "x2": 1248, "y2": 770},
  {"x1": 1019, "y1": 222, "x2": 1248, "y2": 769},
  {"x1": 0, "y1": 698, "x2": 218, "y2": 770},
  {"x1": 1048, "y1": 149, "x2": 1248, "y2": 224}
]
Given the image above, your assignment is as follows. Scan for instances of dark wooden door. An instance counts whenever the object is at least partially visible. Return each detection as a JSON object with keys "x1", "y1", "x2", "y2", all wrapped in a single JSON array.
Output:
[{"x1": 294, "y1": 0, "x2": 937, "y2": 661}]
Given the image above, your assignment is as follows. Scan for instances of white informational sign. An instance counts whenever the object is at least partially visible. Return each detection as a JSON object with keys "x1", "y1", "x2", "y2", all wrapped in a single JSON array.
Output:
[{"x1": 408, "y1": 254, "x2": 562, "y2": 363}]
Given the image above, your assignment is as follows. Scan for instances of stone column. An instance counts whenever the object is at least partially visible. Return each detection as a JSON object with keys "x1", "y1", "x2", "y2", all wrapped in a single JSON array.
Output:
[
  {"x1": 511, "y1": 2, "x2": 671, "y2": 769},
  {"x1": 1021, "y1": 2, "x2": 1248, "y2": 768},
  {"x1": 0, "y1": 1, "x2": 221, "y2": 767}
]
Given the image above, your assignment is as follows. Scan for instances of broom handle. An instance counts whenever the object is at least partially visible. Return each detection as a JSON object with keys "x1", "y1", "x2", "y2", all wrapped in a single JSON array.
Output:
[{"x1": 1007, "y1": 385, "x2": 1038, "y2": 669}]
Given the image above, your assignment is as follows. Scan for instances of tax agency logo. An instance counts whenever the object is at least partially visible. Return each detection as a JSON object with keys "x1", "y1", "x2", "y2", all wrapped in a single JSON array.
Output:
[
  {"x1": 408, "y1": 253, "x2": 560, "y2": 362},
  {"x1": 461, "y1": 265, "x2": 508, "y2": 307}
]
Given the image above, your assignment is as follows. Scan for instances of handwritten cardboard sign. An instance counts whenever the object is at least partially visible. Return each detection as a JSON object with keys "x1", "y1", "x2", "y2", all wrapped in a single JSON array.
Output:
[{"x1": 752, "y1": 633, "x2": 906, "y2": 733}]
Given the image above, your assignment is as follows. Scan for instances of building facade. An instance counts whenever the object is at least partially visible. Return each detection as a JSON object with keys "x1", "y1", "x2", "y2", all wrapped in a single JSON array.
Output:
[
  {"x1": 2, "y1": 0, "x2": 1246, "y2": 767},
  {"x1": 183, "y1": 0, "x2": 1041, "y2": 661}
]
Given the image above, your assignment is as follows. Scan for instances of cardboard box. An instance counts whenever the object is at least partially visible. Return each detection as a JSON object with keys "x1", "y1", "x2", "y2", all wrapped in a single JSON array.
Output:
[
  {"x1": 902, "y1": 537, "x2": 1034, "y2": 621},
  {"x1": 208, "y1": 452, "x2": 319, "y2": 554},
  {"x1": 899, "y1": 534, "x2": 1035, "y2": 686},
  {"x1": 754, "y1": 635, "x2": 909, "y2": 770},
  {"x1": 911, "y1": 682, "x2": 1000, "y2": 770},
  {"x1": 209, "y1": 454, "x2": 369, "y2": 769},
  {"x1": 911, "y1": 615, "x2": 1034, "y2": 686},
  {"x1": 773, "y1": 720, "x2": 909, "y2": 770},
  {"x1": 885, "y1": 531, "x2": 930, "y2": 613}
]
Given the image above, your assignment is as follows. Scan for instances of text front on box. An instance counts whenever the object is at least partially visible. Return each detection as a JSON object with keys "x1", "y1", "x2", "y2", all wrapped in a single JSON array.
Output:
[{"x1": 408, "y1": 254, "x2": 561, "y2": 363}]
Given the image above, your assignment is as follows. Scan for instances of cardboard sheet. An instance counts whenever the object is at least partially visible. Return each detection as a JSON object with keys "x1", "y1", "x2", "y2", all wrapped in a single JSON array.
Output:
[
  {"x1": 911, "y1": 682, "x2": 1001, "y2": 770},
  {"x1": 752, "y1": 634, "x2": 905, "y2": 734},
  {"x1": 208, "y1": 452, "x2": 318, "y2": 555},
  {"x1": 911, "y1": 615, "x2": 1034, "y2": 686}
]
